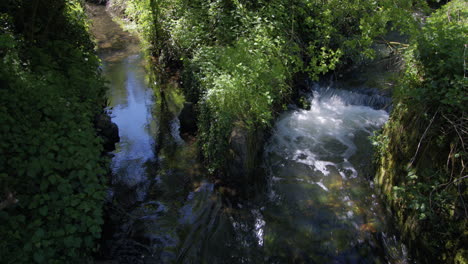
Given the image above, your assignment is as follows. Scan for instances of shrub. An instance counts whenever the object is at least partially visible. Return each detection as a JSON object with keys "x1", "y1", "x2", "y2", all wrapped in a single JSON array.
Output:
[{"x1": 194, "y1": 26, "x2": 291, "y2": 171}]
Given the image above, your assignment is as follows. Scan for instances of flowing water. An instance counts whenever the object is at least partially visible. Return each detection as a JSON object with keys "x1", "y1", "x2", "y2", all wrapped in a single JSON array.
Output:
[
  {"x1": 106, "y1": 53, "x2": 157, "y2": 202},
  {"x1": 175, "y1": 85, "x2": 409, "y2": 264},
  {"x1": 89, "y1": 5, "x2": 410, "y2": 263},
  {"x1": 88, "y1": 4, "x2": 164, "y2": 262},
  {"x1": 262, "y1": 84, "x2": 403, "y2": 263},
  {"x1": 89, "y1": 2, "x2": 158, "y2": 207}
]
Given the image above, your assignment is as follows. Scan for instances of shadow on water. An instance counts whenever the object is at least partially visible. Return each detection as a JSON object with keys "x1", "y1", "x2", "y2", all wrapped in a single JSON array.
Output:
[{"x1": 89, "y1": 4, "x2": 411, "y2": 264}]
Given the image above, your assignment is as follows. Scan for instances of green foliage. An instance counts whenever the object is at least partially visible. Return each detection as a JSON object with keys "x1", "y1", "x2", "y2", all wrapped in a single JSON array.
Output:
[
  {"x1": 123, "y1": 0, "x2": 157, "y2": 45},
  {"x1": 195, "y1": 30, "x2": 291, "y2": 171},
  {"x1": 409, "y1": 0, "x2": 467, "y2": 111},
  {"x1": 374, "y1": 1, "x2": 467, "y2": 262},
  {"x1": 0, "y1": 1, "x2": 108, "y2": 262},
  {"x1": 261, "y1": 0, "x2": 426, "y2": 80}
]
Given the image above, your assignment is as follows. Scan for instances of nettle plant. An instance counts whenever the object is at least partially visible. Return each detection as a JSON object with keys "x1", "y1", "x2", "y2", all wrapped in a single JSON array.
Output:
[{"x1": 0, "y1": 0, "x2": 109, "y2": 262}]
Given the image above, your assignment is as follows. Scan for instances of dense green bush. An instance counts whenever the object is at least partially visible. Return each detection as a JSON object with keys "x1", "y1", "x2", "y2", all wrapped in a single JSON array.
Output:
[
  {"x1": 375, "y1": 0, "x2": 467, "y2": 262},
  {"x1": 194, "y1": 29, "x2": 292, "y2": 171},
  {"x1": 406, "y1": 0, "x2": 467, "y2": 111},
  {"x1": 0, "y1": 0, "x2": 108, "y2": 262}
]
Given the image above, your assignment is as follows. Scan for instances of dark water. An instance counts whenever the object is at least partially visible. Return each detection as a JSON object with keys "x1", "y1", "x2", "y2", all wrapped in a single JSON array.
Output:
[{"x1": 89, "y1": 4, "x2": 410, "y2": 264}]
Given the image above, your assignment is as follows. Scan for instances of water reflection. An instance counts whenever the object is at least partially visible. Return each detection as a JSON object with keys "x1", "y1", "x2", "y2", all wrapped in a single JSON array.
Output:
[
  {"x1": 90, "y1": 5, "x2": 167, "y2": 262},
  {"x1": 105, "y1": 55, "x2": 155, "y2": 191},
  {"x1": 89, "y1": 2, "x2": 157, "y2": 201}
]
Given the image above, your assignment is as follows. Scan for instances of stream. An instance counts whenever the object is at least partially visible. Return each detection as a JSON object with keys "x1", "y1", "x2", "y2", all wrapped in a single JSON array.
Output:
[
  {"x1": 261, "y1": 84, "x2": 403, "y2": 263},
  {"x1": 89, "y1": 5, "x2": 411, "y2": 264}
]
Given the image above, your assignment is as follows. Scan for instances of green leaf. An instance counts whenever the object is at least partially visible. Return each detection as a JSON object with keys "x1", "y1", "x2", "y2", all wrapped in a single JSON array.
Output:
[
  {"x1": 33, "y1": 252, "x2": 45, "y2": 263},
  {"x1": 39, "y1": 206, "x2": 48, "y2": 216},
  {"x1": 32, "y1": 228, "x2": 45, "y2": 243},
  {"x1": 40, "y1": 181, "x2": 49, "y2": 191}
]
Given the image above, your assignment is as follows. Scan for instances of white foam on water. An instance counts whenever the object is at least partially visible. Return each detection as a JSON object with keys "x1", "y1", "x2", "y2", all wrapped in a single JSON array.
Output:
[
  {"x1": 265, "y1": 85, "x2": 389, "y2": 184},
  {"x1": 252, "y1": 209, "x2": 266, "y2": 246},
  {"x1": 316, "y1": 180, "x2": 329, "y2": 191}
]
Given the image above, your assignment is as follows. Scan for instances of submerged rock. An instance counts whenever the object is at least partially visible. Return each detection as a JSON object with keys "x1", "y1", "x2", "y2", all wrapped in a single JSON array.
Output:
[
  {"x1": 292, "y1": 72, "x2": 312, "y2": 110},
  {"x1": 86, "y1": 0, "x2": 107, "y2": 5},
  {"x1": 226, "y1": 126, "x2": 266, "y2": 195},
  {"x1": 95, "y1": 113, "x2": 120, "y2": 152},
  {"x1": 178, "y1": 102, "x2": 197, "y2": 135}
]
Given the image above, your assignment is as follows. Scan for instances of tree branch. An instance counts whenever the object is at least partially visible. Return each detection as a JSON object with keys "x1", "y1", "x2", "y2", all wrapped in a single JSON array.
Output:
[{"x1": 409, "y1": 109, "x2": 439, "y2": 167}]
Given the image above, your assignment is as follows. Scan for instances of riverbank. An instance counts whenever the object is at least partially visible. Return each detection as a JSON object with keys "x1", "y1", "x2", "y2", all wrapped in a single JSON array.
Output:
[{"x1": 374, "y1": 2, "x2": 468, "y2": 262}]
